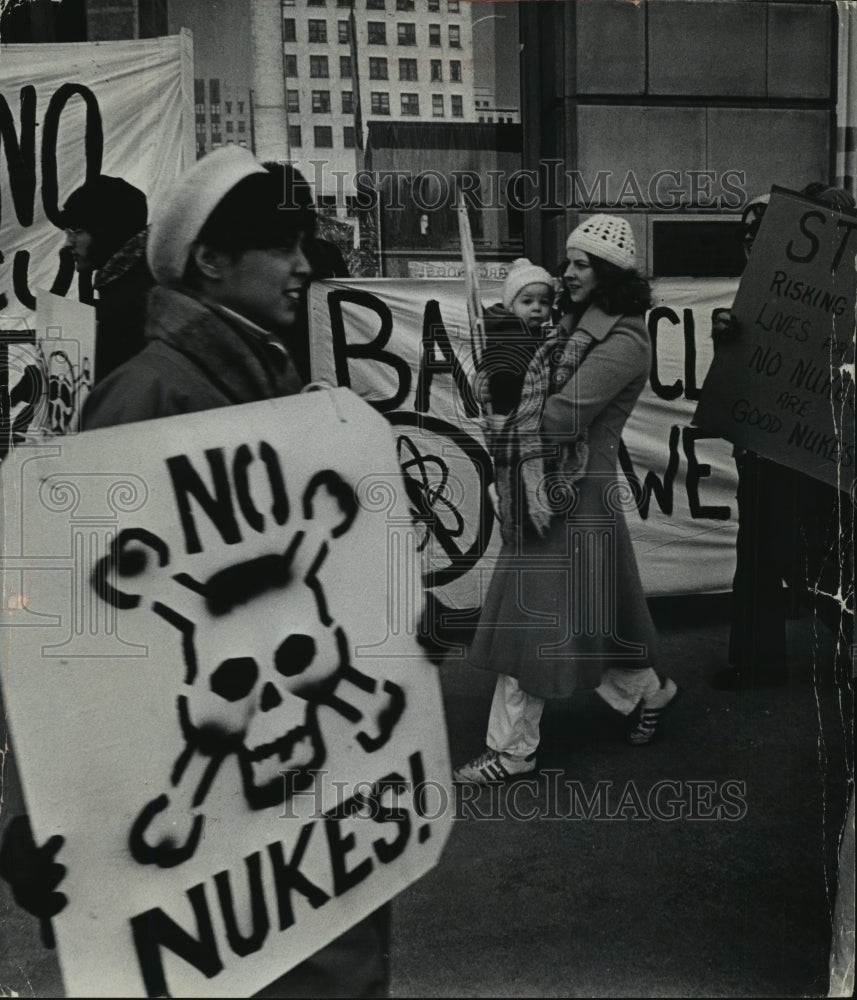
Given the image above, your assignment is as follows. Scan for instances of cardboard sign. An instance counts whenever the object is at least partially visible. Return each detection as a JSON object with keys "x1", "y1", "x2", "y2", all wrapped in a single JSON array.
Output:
[
  {"x1": 694, "y1": 188, "x2": 857, "y2": 491},
  {"x1": 0, "y1": 390, "x2": 451, "y2": 998},
  {"x1": 0, "y1": 35, "x2": 193, "y2": 324},
  {"x1": 0, "y1": 290, "x2": 96, "y2": 462},
  {"x1": 308, "y1": 277, "x2": 741, "y2": 602}
]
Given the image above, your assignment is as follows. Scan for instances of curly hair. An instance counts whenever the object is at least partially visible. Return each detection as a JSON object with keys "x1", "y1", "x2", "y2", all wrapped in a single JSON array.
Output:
[{"x1": 556, "y1": 252, "x2": 652, "y2": 319}]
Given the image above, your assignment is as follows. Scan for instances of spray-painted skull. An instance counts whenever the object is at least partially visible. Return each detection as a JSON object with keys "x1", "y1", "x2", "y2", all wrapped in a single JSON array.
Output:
[{"x1": 92, "y1": 471, "x2": 405, "y2": 867}]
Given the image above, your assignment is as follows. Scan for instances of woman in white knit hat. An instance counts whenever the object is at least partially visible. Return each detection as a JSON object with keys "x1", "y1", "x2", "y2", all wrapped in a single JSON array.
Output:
[{"x1": 456, "y1": 214, "x2": 678, "y2": 786}]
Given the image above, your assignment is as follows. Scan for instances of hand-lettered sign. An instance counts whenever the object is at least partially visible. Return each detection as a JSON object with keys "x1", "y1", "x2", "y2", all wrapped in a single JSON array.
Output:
[
  {"x1": 694, "y1": 187, "x2": 856, "y2": 491},
  {"x1": 309, "y1": 277, "x2": 742, "y2": 602},
  {"x1": 0, "y1": 389, "x2": 451, "y2": 998}
]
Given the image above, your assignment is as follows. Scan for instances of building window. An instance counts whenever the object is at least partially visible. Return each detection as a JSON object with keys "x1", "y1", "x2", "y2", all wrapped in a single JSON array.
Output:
[
  {"x1": 283, "y1": 18, "x2": 296, "y2": 42},
  {"x1": 312, "y1": 90, "x2": 331, "y2": 113},
  {"x1": 369, "y1": 57, "x2": 388, "y2": 80},
  {"x1": 284, "y1": 54, "x2": 298, "y2": 77},
  {"x1": 429, "y1": 24, "x2": 440, "y2": 46},
  {"x1": 238, "y1": 100, "x2": 245, "y2": 114},
  {"x1": 370, "y1": 92, "x2": 390, "y2": 115},
  {"x1": 338, "y1": 20, "x2": 349, "y2": 43},
  {"x1": 397, "y1": 23, "x2": 416, "y2": 45},
  {"x1": 289, "y1": 124, "x2": 302, "y2": 147},
  {"x1": 401, "y1": 93, "x2": 419, "y2": 116},
  {"x1": 308, "y1": 19, "x2": 327, "y2": 43},
  {"x1": 451, "y1": 94, "x2": 463, "y2": 117},
  {"x1": 209, "y1": 79, "x2": 220, "y2": 102},
  {"x1": 342, "y1": 90, "x2": 354, "y2": 113},
  {"x1": 210, "y1": 104, "x2": 220, "y2": 118},
  {"x1": 239, "y1": 140, "x2": 247, "y2": 147},
  {"x1": 367, "y1": 22, "x2": 386, "y2": 44},
  {"x1": 307, "y1": 0, "x2": 326, "y2": 5},
  {"x1": 340, "y1": 55, "x2": 352, "y2": 77},
  {"x1": 310, "y1": 55, "x2": 329, "y2": 78},
  {"x1": 430, "y1": 59, "x2": 442, "y2": 82},
  {"x1": 225, "y1": 101, "x2": 232, "y2": 114},
  {"x1": 195, "y1": 103, "x2": 205, "y2": 116},
  {"x1": 286, "y1": 89, "x2": 299, "y2": 112},
  {"x1": 396, "y1": 0, "x2": 414, "y2": 8},
  {"x1": 399, "y1": 58, "x2": 418, "y2": 81},
  {"x1": 238, "y1": 120, "x2": 246, "y2": 133},
  {"x1": 195, "y1": 78, "x2": 205, "y2": 101},
  {"x1": 344, "y1": 125, "x2": 356, "y2": 148},
  {"x1": 226, "y1": 120, "x2": 234, "y2": 133},
  {"x1": 449, "y1": 25, "x2": 460, "y2": 47},
  {"x1": 366, "y1": 0, "x2": 385, "y2": 8},
  {"x1": 211, "y1": 132, "x2": 222, "y2": 144},
  {"x1": 432, "y1": 94, "x2": 443, "y2": 117},
  {"x1": 428, "y1": 0, "x2": 439, "y2": 9},
  {"x1": 450, "y1": 60, "x2": 462, "y2": 82},
  {"x1": 447, "y1": 0, "x2": 459, "y2": 10},
  {"x1": 337, "y1": 0, "x2": 351, "y2": 6},
  {"x1": 314, "y1": 125, "x2": 333, "y2": 147},
  {"x1": 195, "y1": 121, "x2": 205, "y2": 135}
]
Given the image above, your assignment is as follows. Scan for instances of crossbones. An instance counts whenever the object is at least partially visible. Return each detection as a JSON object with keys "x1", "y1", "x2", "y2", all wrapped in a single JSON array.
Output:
[{"x1": 91, "y1": 472, "x2": 405, "y2": 868}]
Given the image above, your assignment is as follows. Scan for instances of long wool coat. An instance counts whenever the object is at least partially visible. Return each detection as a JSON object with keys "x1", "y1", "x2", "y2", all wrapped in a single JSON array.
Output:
[{"x1": 470, "y1": 304, "x2": 659, "y2": 699}]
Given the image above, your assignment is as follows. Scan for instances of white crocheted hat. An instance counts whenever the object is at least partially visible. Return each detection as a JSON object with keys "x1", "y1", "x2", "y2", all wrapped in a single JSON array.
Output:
[
  {"x1": 502, "y1": 258, "x2": 554, "y2": 310},
  {"x1": 147, "y1": 146, "x2": 267, "y2": 286},
  {"x1": 565, "y1": 214, "x2": 636, "y2": 271}
]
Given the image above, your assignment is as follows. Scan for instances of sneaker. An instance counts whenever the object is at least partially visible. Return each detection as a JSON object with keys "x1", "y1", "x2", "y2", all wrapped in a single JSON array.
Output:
[
  {"x1": 453, "y1": 748, "x2": 536, "y2": 786},
  {"x1": 626, "y1": 675, "x2": 679, "y2": 746}
]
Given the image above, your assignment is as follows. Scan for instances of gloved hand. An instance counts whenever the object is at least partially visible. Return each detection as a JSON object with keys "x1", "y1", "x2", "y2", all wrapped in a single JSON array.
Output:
[{"x1": 0, "y1": 815, "x2": 66, "y2": 948}]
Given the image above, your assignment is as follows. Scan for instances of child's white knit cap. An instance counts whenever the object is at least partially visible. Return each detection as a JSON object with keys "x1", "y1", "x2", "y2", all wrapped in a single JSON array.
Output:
[
  {"x1": 565, "y1": 214, "x2": 636, "y2": 271},
  {"x1": 502, "y1": 258, "x2": 554, "y2": 310}
]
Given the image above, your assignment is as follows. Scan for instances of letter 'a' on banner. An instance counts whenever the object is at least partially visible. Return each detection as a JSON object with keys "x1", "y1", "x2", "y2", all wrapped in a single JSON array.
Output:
[
  {"x1": 693, "y1": 187, "x2": 857, "y2": 492},
  {"x1": 0, "y1": 390, "x2": 452, "y2": 998}
]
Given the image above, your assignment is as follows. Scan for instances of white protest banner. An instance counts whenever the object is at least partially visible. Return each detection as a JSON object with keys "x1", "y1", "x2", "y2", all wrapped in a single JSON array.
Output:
[
  {"x1": 0, "y1": 389, "x2": 451, "y2": 998},
  {"x1": 0, "y1": 33, "x2": 194, "y2": 324},
  {"x1": 0, "y1": 289, "x2": 95, "y2": 461},
  {"x1": 308, "y1": 277, "x2": 740, "y2": 604},
  {"x1": 694, "y1": 187, "x2": 857, "y2": 491}
]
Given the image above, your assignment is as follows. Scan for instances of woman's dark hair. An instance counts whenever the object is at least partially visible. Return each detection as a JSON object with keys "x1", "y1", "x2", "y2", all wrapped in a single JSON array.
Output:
[
  {"x1": 183, "y1": 163, "x2": 317, "y2": 287},
  {"x1": 59, "y1": 176, "x2": 148, "y2": 268},
  {"x1": 555, "y1": 253, "x2": 652, "y2": 318}
]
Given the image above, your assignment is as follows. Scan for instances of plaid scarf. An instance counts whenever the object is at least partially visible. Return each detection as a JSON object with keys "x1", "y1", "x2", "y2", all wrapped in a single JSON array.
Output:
[{"x1": 488, "y1": 327, "x2": 594, "y2": 545}]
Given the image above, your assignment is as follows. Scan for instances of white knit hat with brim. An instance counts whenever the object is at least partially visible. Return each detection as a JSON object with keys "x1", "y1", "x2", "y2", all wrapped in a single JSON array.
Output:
[
  {"x1": 502, "y1": 258, "x2": 554, "y2": 310},
  {"x1": 147, "y1": 147, "x2": 268, "y2": 286},
  {"x1": 566, "y1": 214, "x2": 636, "y2": 271}
]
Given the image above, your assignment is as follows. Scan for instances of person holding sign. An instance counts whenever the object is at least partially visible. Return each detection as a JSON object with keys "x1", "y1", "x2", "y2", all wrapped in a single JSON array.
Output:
[
  {"x1": 2, "y1": 147, "x2": 390, "y2": 998},
  {"x1": 456, "y1": 216, "x2": 677, "y2": 786}
]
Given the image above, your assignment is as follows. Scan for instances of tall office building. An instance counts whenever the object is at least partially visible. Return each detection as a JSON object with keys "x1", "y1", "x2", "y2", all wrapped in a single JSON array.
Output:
[{"x1": 278, "y1": 0, "x2": 477, "y2": 216}]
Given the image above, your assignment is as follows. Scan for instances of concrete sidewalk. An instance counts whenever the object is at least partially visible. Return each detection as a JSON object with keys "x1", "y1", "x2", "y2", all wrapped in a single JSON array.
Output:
[{"x1": 390, "y1": 599, "x2": 853, "y2": 998}]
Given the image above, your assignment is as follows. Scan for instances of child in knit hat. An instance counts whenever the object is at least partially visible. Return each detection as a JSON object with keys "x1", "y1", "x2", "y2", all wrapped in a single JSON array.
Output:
[{"x1": 480, "y1": 257, "x2": 554, "y2": 414}]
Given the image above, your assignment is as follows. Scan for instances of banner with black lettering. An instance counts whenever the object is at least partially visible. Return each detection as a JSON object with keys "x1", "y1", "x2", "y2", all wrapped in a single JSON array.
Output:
[
  {"x1": 0, "y1": 390, "x2": 451, "y2": 997},
  {"x1": 694, "y1": 187, "x2": 856, "y2": 490},
  {"x1": 0, "y1": 34, "x2": 193, "y2": 324},
  {"x1": 308, "y1": 277, "x2": 741, "y2": 604}
]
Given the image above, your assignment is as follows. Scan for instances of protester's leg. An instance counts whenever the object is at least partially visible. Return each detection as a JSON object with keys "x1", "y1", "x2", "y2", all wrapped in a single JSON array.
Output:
[
  {"x1": 253, "y1": 906, "x2": 390, "y2": 999},
  {"x1": 595, "y1": 666, "x2": 662, "y2": 715},
  {"x1": 486, "y1": 673, "x2": 545, "y2": 759},
  {"x1": 719, "y1": 453, "x2": 787, "y2": 687},
  {"x1": 454, "y1": 674, "x2": 542, "y2": 784}
]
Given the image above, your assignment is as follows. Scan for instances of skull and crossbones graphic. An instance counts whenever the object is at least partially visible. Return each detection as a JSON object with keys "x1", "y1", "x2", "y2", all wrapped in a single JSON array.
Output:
[{"x1": 91, "y1": 472, "x2": 405, "y2": 868}]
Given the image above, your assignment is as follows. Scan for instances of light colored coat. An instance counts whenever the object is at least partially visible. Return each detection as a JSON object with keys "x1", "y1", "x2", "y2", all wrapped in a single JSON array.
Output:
[{"x1": 470, "y1": 304, "x2": 659, "y2": 699}]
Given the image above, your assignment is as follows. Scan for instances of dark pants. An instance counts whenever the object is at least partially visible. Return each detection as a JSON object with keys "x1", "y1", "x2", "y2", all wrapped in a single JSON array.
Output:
[{"x1": 730, "y1": 451, "x2": 854, "y2": 676}]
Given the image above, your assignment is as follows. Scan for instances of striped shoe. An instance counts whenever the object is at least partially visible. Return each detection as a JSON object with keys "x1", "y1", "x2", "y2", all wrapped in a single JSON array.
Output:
[
  {"x1": 453, "y1": 749, "x2": 536, "y2": 786},
  {"x1": 627, "y1": 675, "x2": 680, "y2": 746}
]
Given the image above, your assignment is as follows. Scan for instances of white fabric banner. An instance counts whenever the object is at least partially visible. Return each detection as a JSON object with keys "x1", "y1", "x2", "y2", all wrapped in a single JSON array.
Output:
[
  {"x1": 0, "y1": 390, "x2": 451, "y2": 998},
  {"x1": 0, "y1": 34, "x2": 194, "y2": 324},
  {"x1": 309, "y1": 277, "x2": 741, "y2": 603}
]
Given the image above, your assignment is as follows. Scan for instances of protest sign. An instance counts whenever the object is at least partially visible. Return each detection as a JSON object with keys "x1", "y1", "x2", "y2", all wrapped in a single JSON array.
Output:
[
  {"x1": 308, "y1": 277, "x2": 740, "y2": 605},
  {"x1": 0, "y1": 289, "x2": 95, "y2": 463},
  {"x1": 0, "y1": 34, "x2": 193, "y2": 324},
  {"x1": 0, "y1": 389, "x2": 451, "y2": 998},
  {"x1": 694, "y1": 187, "x2": 856, "y2": 491}
]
